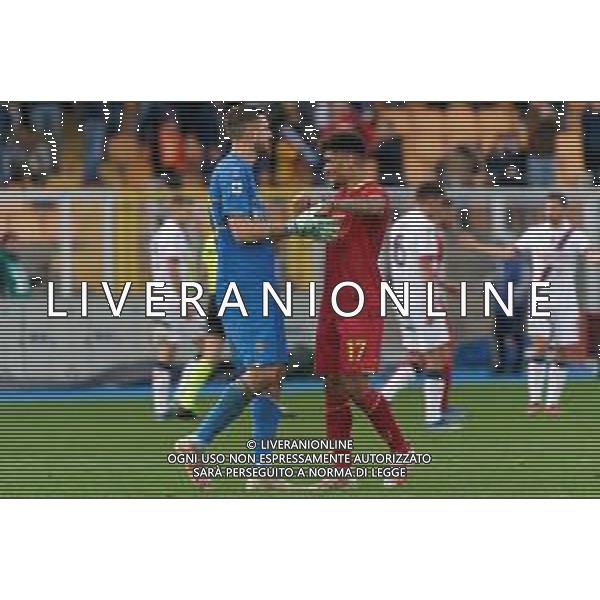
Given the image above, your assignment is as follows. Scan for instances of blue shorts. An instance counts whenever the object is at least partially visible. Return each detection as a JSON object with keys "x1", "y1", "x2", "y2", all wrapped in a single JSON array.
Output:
[{"x1": 222, "y1": 311, "x2": 288, "y2": 370}]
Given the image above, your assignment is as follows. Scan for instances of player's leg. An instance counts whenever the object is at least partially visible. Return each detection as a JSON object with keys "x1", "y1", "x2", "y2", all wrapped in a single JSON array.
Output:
[
  {"x1": 243, "y1": 365, "x2": 284, "y2": 459},
  {"x1": 313, "y1": 318, "x2": 356, "y2": 489},
  {"x1": 512, "y1": 306, "x2": 527, "y2": 374},
  {"x1": 349, "y1": 374, "x2": 411, "y2": 455},
  {"x1": 546, "y1": 295, "x2": 582, "y2": 415},
  {"x1": 385, "y1": 314, "x2": 424, "y2": 407},
  {"x1": 495, "y1": 313, "x2": 509, "y2": 373},
  {"x1": 337, "y1": 316, "x2": 411, "y2": 459},
  {"x1": 182, "y1": 366, "x2": 280, "y2": 459},
  {"x1": 543, "y1": 300, "x2": 582, "y2": 414},
  {"x1": 380, "y1": 353, "x2": 417, "y2": 401},
  {"x1": 324, "y1": 374, "x2": 353, "y2": 468},
  {"x1": 175, "y1": 333, "x2": 224, "y2": 416},
  {"x1": 244, "y1": 365, "x2": 289, "y2": 491},
  {"x1": 174, "y1": 316, "x2": 252, "y2": 485},
  {"x1": 542, "y1": 311, "x2": 580, "y2": 415},
  {"x1": 544, "y1": 348, "x2": 569, "y2": 415},
  {"x1": 241, "y1": 317, "x2": 290, "y2": 490},
  {"x1": 194, "y1": 380, "x2": 249, "y2": 446},
  {"x1": 312, "y1": 374, "x2": 357, "y2": 490},
  {"x1": 152, "y1": 323, "x2": 177, "y2": 419},
  {"x1": 441, "y1": 360, "x2": 460, "y2": 418},
  {"x1": 380, "y1": 313, "x2": 418, "y2": 401},
  {"x1": 525, "y1": 336, "x2": 548, "y2": 414},
  {"x1": 393, "y1": 317, "x2": 458, "y2": 428},
  {"x1": 346, "y1": 374, "x2": 410, "y2": 487},
  {"x1": 315, "y1": 317, "x2": 353, "y2": 463},
  {"x1": 421, "y1": 343, "x2": 455, "y2": 428},
  {"x1": 174, "y1": 298, "x2": 226, "y2": 415},
  {"x1": 191, "y1": 318, "x2": 257, "y2": 449},
  {"x1": 174, "y1": 377, "x2": 250, "y2": 485}
]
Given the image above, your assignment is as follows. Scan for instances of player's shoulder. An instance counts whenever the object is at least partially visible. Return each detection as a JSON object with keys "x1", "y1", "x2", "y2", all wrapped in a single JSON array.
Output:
[{"x1": 212, "y1": 154, "x2": 252, "y2": 180}]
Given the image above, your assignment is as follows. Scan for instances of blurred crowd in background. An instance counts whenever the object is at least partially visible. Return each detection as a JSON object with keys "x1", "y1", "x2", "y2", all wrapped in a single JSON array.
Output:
[{"x1": 1, "y1": 101, "x2": 600, "y2": 190}]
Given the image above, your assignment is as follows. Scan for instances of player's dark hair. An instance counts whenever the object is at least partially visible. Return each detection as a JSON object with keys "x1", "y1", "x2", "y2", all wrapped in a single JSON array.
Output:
[
  {"x1": 416, "y1": 182, "x2": 445, "y2": 202},
  {"x1": 322, "y1": 132, "x2": 366, "y2": 158},
  {"x1": 225, "y1": 105, "x2": 266, "y2": 139}
]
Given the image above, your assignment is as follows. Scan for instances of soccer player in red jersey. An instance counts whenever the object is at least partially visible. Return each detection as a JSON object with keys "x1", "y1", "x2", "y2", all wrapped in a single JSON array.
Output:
[{"x1": 310, "y1": 132, "x2": 411, "y2": 487}]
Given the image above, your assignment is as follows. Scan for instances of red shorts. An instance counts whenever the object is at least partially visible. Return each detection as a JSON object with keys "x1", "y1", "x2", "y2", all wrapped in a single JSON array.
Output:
[{"x1": 314, "y1": 313, "x2": 383, "y2": 376}]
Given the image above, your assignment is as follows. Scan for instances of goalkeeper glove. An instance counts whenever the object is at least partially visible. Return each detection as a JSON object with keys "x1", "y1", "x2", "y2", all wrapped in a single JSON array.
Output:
[{"x1": 285, "y1": 215, "x2": 341, "y2": 240}]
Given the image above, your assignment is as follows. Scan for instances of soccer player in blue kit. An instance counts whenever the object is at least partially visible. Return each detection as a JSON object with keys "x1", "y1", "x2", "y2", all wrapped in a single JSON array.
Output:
[{"x1": 175, "y1": 107, "x2": 289, "y2": 490}]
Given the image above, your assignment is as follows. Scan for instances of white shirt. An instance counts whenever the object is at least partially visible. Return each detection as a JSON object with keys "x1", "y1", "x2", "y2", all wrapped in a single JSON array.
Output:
[
  {"x1": 382, "y1": 208, "x2": 445, "y2": 284},
  {"x1": 515, "y1": 221, "x2": 589, "y2": 291},
  {"x1": 150, "y1": 219, "x2": 191, "y2": 302},
  {"x1": 380, "y1": 208, "x2": 448, "y2": 313}
]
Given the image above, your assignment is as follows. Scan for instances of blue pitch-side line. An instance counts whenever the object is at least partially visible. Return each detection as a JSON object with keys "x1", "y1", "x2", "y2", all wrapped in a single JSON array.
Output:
[{"x1": 0, "y1": 367, "x2": 596, "y2": 402}]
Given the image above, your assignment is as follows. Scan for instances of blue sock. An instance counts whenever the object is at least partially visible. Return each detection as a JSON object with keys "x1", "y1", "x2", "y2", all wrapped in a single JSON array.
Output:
[
  {"x1": 195, "y1": 382, "x2": 247, "y2": 447},
  {"x1": 250, "y1": 395, "x2": 282, "y2": 462}
]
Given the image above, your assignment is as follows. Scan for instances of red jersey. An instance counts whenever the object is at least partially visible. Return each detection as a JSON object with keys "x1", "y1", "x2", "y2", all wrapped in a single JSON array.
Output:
[{"x1": 323, "y1": 182, "x2": 390, "y2": 315}]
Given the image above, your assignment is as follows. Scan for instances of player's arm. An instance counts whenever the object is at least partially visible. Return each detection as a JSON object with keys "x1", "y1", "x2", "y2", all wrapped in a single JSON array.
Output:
[
  {"x1": 419, "y1": 257, "x2": 439, "y2": 284},
  {"x1": 418, "y1": 256, "x2": 459, "y2": 296},
  {"x1": 218, "y1": 171, "x2": 286, "y2": 244},
  {"x1": 229, "y1": 209, "x2": 343, "y2": 243},
  {"x1": 330, "y1": 193, "x2": 386, "y2": 215},
  {"x1": 283, "y1": 195, "x2": 342, "y2": 240},
  {"x1": 459, "y1": 232, "x2": 517, "y2": 259},
  {"x1": 225, "y1": 215, "x2": 287, "y2": 244},
  {"x1": 293, "y1": 179, "x2": 387, "y2": 217}
]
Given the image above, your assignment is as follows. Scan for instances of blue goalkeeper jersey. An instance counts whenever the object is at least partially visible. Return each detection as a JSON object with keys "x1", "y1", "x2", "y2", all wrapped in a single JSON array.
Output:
[
  {"x1": 209, "y1": 154, "x2": 287, "y2": 369},
  {"x1": 209, "y1": 154, "x2": 278, "y2": 314}
]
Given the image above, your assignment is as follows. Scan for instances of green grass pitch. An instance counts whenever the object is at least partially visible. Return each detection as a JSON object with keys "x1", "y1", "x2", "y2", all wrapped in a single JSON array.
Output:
[{"x1": 1, "y1": 380, "x2": 599, "y2": 498}]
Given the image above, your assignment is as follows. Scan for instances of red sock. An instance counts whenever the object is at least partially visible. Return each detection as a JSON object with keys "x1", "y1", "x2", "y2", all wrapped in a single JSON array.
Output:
[
  {"x1": 355, "y1": 390, "x2": 409, "y2": 454},
  {"x1": 325, "y1": 385, "x2": 353, "y2": 468}
]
